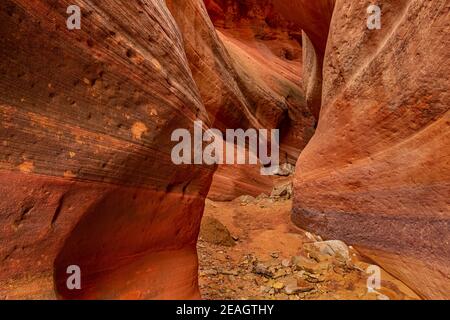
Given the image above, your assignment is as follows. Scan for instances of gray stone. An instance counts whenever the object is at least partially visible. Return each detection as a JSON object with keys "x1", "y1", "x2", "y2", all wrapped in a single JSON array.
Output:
[
  {"x1": 253, "y1": 263, "x2": 274, "y2": 278},
  {"x1": 281, "y1": 259, "x2": 292, "y2": 267},
  {"x1": 256, "y1": 193, "x2": 269, "y2": 200}
]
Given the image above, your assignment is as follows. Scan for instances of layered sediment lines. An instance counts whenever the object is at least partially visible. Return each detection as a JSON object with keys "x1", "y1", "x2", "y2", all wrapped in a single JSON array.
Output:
[
  {"x1": 273, "y1": 0, "x2": 335, "y2": 120},
  {"x1": 168, "y1": 0, "x2": 315, "y2": 199},
  {"x1": 0, "y1": 0, "x2": 213, "y2": 299},
  {"x1": 277, "y1": 0, "x2": 450, "y2": 298},
  {"x1": 203, "y1": 0, "x2": 316, "y2": 162}
]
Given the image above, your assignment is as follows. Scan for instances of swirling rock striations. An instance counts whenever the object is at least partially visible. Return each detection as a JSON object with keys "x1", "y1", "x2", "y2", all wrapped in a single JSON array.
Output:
[
  {"x1": 0, "y1": 0, "x2": 214, "y2": 299},
  {"x1": 202, "y1": 0, "x2": 316, "y2": 162},
  {"x1": 1, "y1": 0, "x2": 448, "y2": 301},
  {"x1": 168, "y1": 0, "x2": 315, "y2": 199}
]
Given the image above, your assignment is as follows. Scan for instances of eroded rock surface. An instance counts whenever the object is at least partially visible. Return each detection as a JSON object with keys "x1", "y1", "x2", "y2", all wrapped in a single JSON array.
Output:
[
  {"x1": 169, "y1": 0, "x2": 315, "y2": 199},
  {"x1": 203, "y1": 0, "x2": 316, "y2": 162},
  {"x1": 0, "y1": 0, "x2": 213, "y2": 299},
  {"x1": 0, "y1": 0, "x2": 312, "y2": 300},
  {"x1": 281, "y1": 0, "x2": 450, "y2": 299}
]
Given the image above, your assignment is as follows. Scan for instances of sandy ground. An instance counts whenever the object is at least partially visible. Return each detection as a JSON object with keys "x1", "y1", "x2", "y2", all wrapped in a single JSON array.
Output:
[{"x1": 198, "y1": 196, "x2": 420, "y2": 300}]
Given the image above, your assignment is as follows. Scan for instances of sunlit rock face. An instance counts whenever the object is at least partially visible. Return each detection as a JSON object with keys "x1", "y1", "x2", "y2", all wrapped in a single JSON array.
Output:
[
  {"x1": 276, "y1": 0, "x2": 450, "y2": 299},
  {"x1": 0, "y1": 0, "x2": 214, "y2": 299}
]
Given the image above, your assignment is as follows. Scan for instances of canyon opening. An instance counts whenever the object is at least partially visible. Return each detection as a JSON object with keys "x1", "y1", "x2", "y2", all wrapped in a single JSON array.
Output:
[
  {"x1": 171, "y1": 121, "x2": 280, "y2": 175},
  {"x1": 0, "y1": 0, "x2": 449, "y2": 307}
]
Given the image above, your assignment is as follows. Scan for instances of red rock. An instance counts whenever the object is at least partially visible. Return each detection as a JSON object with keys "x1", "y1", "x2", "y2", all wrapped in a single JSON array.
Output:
[
  {"x1": 168, "y1": 0, "x2": 315, "y2": 199},
  {"x1": 0, "y1": 0, "x2": 313, "y2": 300},
  {"x1": 203, "y1": 0, "x2": 316, "y2": 163},
  {"x1": 273, "y1": 0, "x2": 335, "y2": 120},
  {"x1": 0, "y1": 0, "x2": 213, "y2": 299},
  {"x1": 208, "y1": 163, "x2": 275, "y2": 201},
  {"x1": 282, "y1": 0, "x2": 450, "y2": 299}
]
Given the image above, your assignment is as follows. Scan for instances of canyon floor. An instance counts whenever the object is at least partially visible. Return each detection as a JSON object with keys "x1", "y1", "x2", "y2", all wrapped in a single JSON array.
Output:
[{"x1": 198, "y1": 187, "x2": 421, "y2": 300}]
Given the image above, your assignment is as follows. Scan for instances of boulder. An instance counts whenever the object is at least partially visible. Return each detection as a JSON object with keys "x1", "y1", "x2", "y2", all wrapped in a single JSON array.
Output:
[
  {"x1": 199, "y1": 216, "x2": 235, "y2": 247},
  {"x1": 270, "y1": 182, "x2": 293, "y2": 199}
]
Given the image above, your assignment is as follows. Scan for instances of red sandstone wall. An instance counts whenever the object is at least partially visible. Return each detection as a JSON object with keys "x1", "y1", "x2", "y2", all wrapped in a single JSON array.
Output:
[
  {"x1": 0, "y1": 0, "x2": 214, "y2": 299},
  {"x1": 274, "y1": 0, "x2": 450, "y2": 299}
]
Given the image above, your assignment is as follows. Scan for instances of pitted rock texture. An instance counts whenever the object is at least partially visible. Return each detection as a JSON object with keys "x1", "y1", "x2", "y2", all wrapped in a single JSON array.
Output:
[
  {"x1": 0, "y1": 0, "x2": 213, "y2": 299},
  {"x1": 281, "y1": 0, "x2": 449, "y2": 299}
]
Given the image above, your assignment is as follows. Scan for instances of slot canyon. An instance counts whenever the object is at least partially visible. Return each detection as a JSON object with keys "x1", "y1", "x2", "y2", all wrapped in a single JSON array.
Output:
[{"x1": 0, "y1": 0, "x2": 449, "y2": 300}]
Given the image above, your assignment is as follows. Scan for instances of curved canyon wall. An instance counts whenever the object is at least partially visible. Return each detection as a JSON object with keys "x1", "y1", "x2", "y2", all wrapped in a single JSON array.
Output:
[
  {"x1": 168, "y1": 0, "x2": 316, "y2": 200},
  {"x1": 274, "y1": 0, "x2": 449, "y2": 298},
  {"x1": 203, "y1": 0, "x2": 316, "y2": 162},
  {"x1": 0, "y1": 0, "x2": 214, "y2": 299}
]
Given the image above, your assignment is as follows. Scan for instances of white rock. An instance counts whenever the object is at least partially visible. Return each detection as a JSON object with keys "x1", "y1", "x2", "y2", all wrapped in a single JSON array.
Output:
[{"x1": 309, "y1": 240, "x2": 350, "y2": 260}]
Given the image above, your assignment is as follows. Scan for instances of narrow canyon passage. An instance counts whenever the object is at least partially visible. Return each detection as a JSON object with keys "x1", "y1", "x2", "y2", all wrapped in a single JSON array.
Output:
[{"x1": 0, "y1": 0, "x2": 448, "y2": 301}]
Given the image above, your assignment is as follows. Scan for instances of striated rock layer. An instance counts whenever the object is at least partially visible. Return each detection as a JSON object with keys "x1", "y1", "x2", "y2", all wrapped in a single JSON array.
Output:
[
  {"x1": 273, "y1": 0, "x2": 335, "y2": 120},
  {"x1": 203, "y1": 0, "x2": 316, "y2": 162},
  {"x1": 168, "y1": 0, "x2": 315, "y2": 199},
  {"x1": 204, "y1": 0, "x2": 315, "y2": 199},
  {"x1": 275, "y1": 0, "x2": 450, "y2": 298},
  {"x1": 0, "y1": 0, "x2": 214, "y2": 299}
]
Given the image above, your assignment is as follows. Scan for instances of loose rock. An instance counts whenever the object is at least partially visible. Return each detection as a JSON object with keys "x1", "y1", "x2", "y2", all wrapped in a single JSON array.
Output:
[
  {"x1": 270, "y1": 183, "x2": 293, "y2": 200},
  {"x1": 199, "y1": 216, "x2": 235, "y2": 247},
  {"x1": 304, "y1": 240, "x2": 350, "y2": 261},
  {"x1": 253, "y1": 263, "x2": 273, "y2": 278}
]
